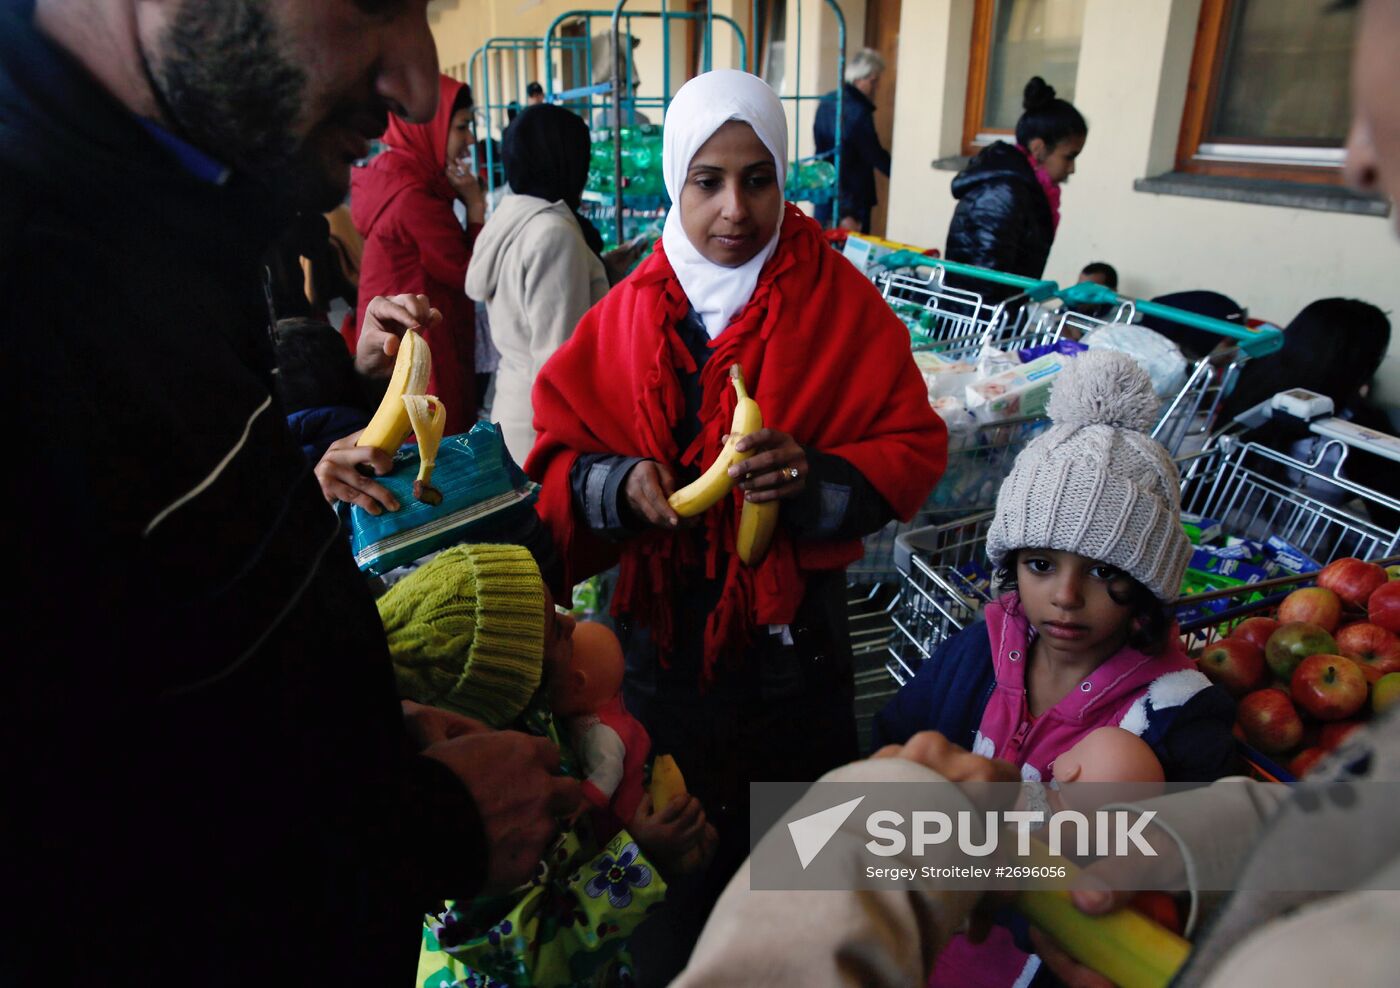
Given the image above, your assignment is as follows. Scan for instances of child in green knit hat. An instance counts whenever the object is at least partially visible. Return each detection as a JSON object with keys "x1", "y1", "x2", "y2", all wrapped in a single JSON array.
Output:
[{"x1": 378, "y1": 543, "x2": 713, "y2": 988}]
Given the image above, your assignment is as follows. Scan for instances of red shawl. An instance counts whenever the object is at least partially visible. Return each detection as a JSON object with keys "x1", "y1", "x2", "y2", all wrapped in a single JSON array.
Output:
[{"x1": 526, "y1": 205, "x2": 946, "y2": 682}]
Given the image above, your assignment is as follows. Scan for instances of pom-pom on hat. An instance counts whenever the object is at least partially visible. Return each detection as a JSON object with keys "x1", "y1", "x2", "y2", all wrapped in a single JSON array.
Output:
[
  {"x1": 985, "y1": 350, "x2": 1190, "y2": 602},
  {"x1": 378, "y1": 544, "x2": 546, "y2": 727}
]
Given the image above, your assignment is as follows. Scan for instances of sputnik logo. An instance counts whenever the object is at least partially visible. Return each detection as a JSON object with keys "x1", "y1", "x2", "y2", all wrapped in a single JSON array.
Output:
[{"x1": 787, "y1": 796, "x2": 865, "y2": 869}]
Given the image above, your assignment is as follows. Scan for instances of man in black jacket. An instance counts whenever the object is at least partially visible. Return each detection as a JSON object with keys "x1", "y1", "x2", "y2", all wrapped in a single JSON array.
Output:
[
  {"x1": 813, "y1": 48, "x2": 892, "y2": 233},
  {"x1": 0, "y1": 1, "x2": 580, "y2": 984}
]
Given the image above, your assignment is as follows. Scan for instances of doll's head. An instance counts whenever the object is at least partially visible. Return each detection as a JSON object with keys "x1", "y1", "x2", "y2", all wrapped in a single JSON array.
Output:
[
  {"x1": 377, "y1": 544, "x2": 575, "y2": 728},
  {"x1": 1053, "y1": 727, "x2": 1164, "y2": 785},
  {"x1": 548, "y1": 622, "x2": 625, "y2": 718},
  {"x1": 986, "y1": 350, "x2": 1188, "y2": 656}
]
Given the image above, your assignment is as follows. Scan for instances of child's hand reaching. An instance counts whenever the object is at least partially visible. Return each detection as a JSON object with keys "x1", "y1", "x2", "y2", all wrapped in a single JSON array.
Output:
[{"x1": 628, "y1": 793, "x2": 716, "y2": 878}]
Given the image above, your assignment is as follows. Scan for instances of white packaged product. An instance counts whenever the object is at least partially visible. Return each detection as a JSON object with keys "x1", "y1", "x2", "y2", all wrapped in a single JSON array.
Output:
[
  {"x1": 913, "y1": 351, "x2": 978, "y2": 399},
  {"x1": 1082, "y1": 322, "x2": 1189, "y2": 398},
  {"x1": 930, "y1": 395, "x2": 977, "y2": 451},
  {"x1": 965, "y1": 351, "x2": 1074, "y2": 422}
]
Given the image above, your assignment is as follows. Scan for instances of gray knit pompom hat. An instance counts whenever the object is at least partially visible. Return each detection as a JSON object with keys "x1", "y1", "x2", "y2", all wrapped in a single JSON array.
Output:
[{"x1": 985, "y1": 350, "x2": 1190, "y2": 602}]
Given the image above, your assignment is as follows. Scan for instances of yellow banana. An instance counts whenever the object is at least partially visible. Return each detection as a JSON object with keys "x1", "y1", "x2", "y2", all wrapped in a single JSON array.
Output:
[
  {"x1": 668, "y1": 364, "x2": 763, "y2": 517},
  {"x1": 357, "y1": 329, "x2": 432, "y2": 453},
  {"x1": 736, "y1": 498, "x2": 779, "y2": 566},
  {"x1": 402, "y1": 394, "x2": 446, "y2": 505},
  {"x1": 648, "y1": 754, "x2": 687, "y2": 810},
  {"x1": 1015, "y1": 842, "x2": 1189, "y2": 988}
]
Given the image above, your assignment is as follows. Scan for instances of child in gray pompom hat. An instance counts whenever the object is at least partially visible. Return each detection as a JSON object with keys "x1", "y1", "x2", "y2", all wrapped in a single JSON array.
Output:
[{"x1": 875, "y1": 349, "x2": 1239, "y2": 987}]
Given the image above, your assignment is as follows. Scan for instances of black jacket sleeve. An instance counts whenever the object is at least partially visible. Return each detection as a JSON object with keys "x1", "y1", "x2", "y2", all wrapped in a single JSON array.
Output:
[
  {"x1": 783, "y1": 448, "x2": 895, "y2": 542},
  {"x1": 1155, "y1": 685, "x2": 1244, "y2": 783},
  {"x1": 570, "y1": 452, "x2": 645, "y2": 539},
  {"x1": 849, "y1": 109, "x2": 891, "y2": 177}
]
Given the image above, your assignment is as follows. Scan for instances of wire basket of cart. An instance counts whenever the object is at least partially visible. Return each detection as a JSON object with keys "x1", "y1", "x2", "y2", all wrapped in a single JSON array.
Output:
[{"x1": 886, "y1": 415, "x2": 1400, "y2": 689}]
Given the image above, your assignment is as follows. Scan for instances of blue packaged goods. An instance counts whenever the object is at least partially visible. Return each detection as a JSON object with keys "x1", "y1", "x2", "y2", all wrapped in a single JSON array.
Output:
[
  {"x1": 1187, "y1": 547, "x2": 1272, "y2": 585},
  {"x1": 953, "y1": 560, "x2": 994, "y2": 601},
  {"x1": 342, "y1": 422, "x2": 539, "y2": 576},
  {"x1": 1180, "y1": 513, "x2": 1223, "y2": 545},
  {"x1": 1017, "y1": 338, "x2": 1088, "y2": 363},
  {"x1": 1263, "y1": 536, "x2": 1321, "y2": 576}
]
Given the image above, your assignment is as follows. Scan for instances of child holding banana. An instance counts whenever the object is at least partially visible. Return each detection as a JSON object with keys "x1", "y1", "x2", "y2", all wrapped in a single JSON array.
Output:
[
  {"x1": 872, "y1": 351, "x2": 1239, "y2": 987},
  {"x1": 526, "y1": 69, "x2": 946, "y2": 977},
  {"x1": 378, "y1": 543, "x2": 714, "y2": 986}
]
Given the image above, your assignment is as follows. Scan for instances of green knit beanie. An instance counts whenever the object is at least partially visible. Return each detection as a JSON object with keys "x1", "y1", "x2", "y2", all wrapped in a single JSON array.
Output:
[{"x1": 378, "y1": 544, "x2": 546, "y2": 728}]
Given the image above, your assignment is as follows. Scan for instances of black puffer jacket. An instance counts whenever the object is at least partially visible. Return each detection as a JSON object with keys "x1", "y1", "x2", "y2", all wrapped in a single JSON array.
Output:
[{"x1": 944, "y1": 140, "x2": 1055, "y2": 279}]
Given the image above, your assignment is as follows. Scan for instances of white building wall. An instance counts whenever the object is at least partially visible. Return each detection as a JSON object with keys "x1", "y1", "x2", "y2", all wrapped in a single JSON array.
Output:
[{"x1": 885, "y1": 0, "x2": 1400, "y2": 403}]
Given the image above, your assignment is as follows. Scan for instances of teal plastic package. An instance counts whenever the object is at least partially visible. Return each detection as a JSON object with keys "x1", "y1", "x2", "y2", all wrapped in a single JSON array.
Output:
[{"x1": 340, "y1": 422, "x2": 539, "y2": 576}]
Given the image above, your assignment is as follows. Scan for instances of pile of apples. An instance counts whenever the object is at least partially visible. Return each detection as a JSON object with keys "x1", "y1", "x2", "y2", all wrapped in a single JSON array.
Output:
[{"x1": 1195, "y1": 557, "x2": 1400, "y2": 777}]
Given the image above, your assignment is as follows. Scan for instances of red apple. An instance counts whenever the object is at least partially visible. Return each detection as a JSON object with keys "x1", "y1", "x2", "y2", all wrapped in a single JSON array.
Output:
[
  {"x1": 1290, "y1": 654, "x2": 1368, "y2": 721},
  {"x1": 1370, "y1": 581, "x2": 1400, "y2": 635},
  {"x1": 1289, "y1": 747, "x2": 1326, "y2": 778},
  {"x1": 1237, "y1": 689, "x2": 1304, "y2": 754},
  {"x1": 1278, "y1": 587, "x2": 1342, "y2": 633},
  {"x1": 1375, "y1": 673, "x2": 1400, "y2": 715},
  {"x1": 1230, "y1": 617, "x2": 1279, "y2": 652},
  {"x1": 1197, "y1": 638, "x2": 1266, "y2": 696},
  {"x1": 1130, "y1": 892, "x2": 1182, "y2": 935},
  {"x1": 1356, "y1": 661, "x2": 1385, "y2": 686},
  {"x1": 1265, "y1": 622, "x2": 1338, "y2": 680},
  {"x1": 1317, "y1": 557, "x2": 1389, "y2": 610},
  {"x1": 1335, "y1": 622, "x2": 1400, "y2": 674},
  {"x1": 1318, "y1": 720, "x2": 1364, "y2": 751}
]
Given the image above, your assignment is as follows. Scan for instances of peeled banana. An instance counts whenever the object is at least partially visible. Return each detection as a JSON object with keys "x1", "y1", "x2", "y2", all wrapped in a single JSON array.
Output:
[
  {"x1": 402, "y1": 394, "x2": 446, "y2": 505},
  {"x1": 668, "y1": 364, "x2": 762, "y2": 517},
  {"x1": 357, "y1": 329, "x2": 432, "y2": 453}
]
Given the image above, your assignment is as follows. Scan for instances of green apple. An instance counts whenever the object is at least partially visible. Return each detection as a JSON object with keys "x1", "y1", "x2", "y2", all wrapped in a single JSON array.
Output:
[{"x1": 1374, "y1": 672, "x2": 1400, "y2": 715}]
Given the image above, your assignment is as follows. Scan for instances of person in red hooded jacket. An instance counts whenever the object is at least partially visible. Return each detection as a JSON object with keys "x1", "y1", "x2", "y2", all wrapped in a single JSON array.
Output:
[{"x1": 350, "y1": 74, "x2": 484, "y2": 436}]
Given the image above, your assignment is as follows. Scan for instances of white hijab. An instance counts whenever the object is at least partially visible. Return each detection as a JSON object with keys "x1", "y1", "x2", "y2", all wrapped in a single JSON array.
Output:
[{"x1": 661, "y1": 70, "x2": 788, "y2": 339}]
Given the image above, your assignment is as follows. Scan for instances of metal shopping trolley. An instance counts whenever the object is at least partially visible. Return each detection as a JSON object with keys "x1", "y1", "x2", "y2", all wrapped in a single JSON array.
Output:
[
  {"x1": 886, "y1": 415, "x2": 1400, "y2": 688},
  {"x1": 1048, "y1": 282, "x2": 1284, "y2": 457},
  {"x1": 872, "y1": 253, "x2": 1063, "y2": 362},
  {"x1": 850, "y1": 263, "x2": 1281, "y2": 584}
]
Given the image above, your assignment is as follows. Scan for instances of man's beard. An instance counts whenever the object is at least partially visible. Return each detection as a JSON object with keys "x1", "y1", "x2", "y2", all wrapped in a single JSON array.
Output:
[{"x1": 152, "y1": 0, "x2": 345, "y2": 210}]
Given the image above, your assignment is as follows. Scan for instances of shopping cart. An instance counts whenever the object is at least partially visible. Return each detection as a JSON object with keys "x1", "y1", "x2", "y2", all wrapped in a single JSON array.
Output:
[
  {"x1": 847, "y1": 415, "x2": 1050, "y2": 584},
  {"x1": 872, "y1": 253, "x2": 1063, "y2": 362},
  {"x1": 1048, "y1": 281, "x2": 1284, "y2": 457},
  {"x1": 850, "y1": 264, "x2": 1281, "y2": 584},
  {"x1": 886, "y1": 419, "x2": 1400, "y2": 688},
  {"x1": 849, "y1": 256, "x2": 1062, "y2": 585}
]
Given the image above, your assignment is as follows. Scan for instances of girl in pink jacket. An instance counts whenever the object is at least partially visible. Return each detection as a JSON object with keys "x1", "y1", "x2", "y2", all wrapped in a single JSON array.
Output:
[{"x1": 876, "y1": 350, "x2": 1239, "y2": 987}]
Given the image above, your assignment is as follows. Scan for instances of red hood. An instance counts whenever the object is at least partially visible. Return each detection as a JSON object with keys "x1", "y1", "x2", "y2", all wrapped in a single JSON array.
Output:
[{"x1": 350, "y1": 74, "x2": 463, "y2": 234}]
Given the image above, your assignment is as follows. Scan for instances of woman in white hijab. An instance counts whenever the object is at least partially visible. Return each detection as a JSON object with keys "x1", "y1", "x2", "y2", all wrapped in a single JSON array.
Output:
[{"x1": 528, "y1": 69, "x2": 945, "y2": 979}]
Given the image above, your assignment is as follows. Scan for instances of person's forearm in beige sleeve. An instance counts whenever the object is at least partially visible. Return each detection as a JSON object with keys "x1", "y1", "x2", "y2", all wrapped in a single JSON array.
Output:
[{"x1": 673, "y1": 758, "x2": 983, "y2": 988}]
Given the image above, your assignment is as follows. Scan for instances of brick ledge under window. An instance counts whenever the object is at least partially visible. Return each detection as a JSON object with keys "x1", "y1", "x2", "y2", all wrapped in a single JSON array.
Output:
[{"x1": 1134, "y1": 171, "x2": 1390, "y2": 217}]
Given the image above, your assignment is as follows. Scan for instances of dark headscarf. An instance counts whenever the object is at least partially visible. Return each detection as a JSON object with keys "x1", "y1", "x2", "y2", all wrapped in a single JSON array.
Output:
[
  {"x1": 501, "y1": 104, "x2": 602, "y2": 253},
  {"x1": 1219, "y1": 297, "x2": 1391, "y2": 423}
]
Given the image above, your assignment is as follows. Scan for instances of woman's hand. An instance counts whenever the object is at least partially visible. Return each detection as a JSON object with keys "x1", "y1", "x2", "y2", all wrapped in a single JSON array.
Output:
[
  {"x1": 872, "y1": 731, "x2": 1021, "y2": 809},
  {"x1": 314, "y1": 430, "x2": 400, "y2": 515},
  {"x1": 401, "y1": 700, "x2": 491, "y2": 750},
  {"x1": 354, "y1": 293, "x2": 442, "y2": 379},
  {"x1": 729, "y1": 428, "x2": 809, "y2": 503},
  {"x1": 628, "y1": 793, "x2": 716, "y2": 878},
  {"x1": 623, "y1": 459, "x2": 683, "y2": 529},
  {"x1": 446, "y1": 158, "x2": 486, "y2": 224}
]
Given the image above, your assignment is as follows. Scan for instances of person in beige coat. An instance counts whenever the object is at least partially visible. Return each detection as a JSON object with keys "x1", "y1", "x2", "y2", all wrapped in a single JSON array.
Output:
[
  {"x1": 674, "y1": 715, "x2": 1400, "y2": 987},
  {"x1": 466, "y1": 104, "x2": 609, "y2": 465}
]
